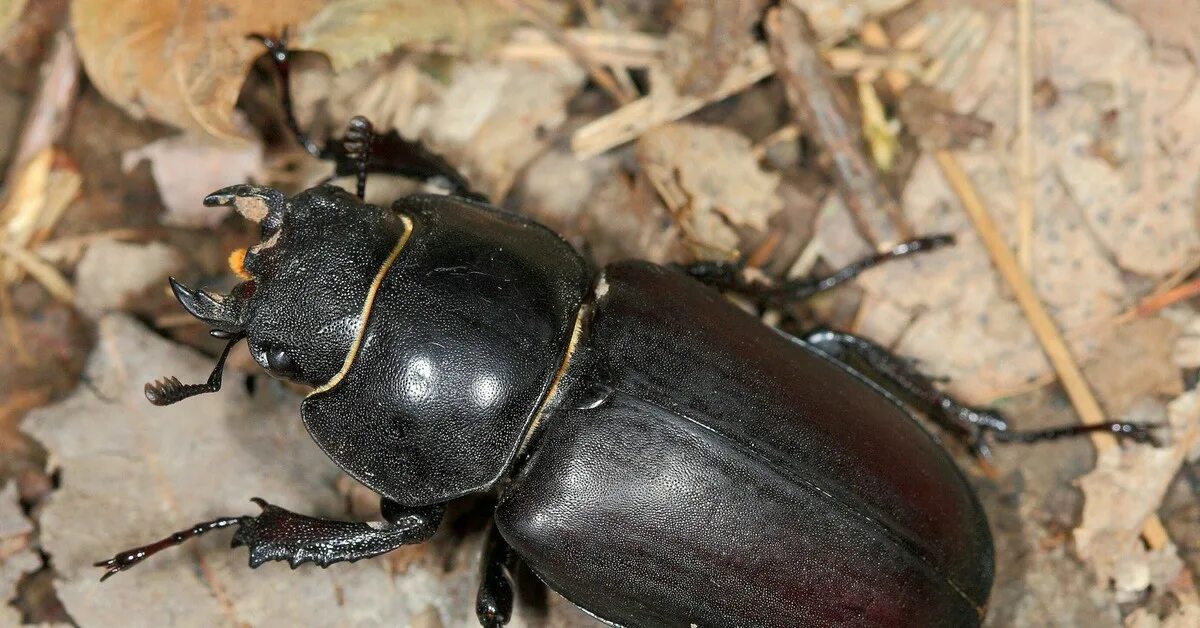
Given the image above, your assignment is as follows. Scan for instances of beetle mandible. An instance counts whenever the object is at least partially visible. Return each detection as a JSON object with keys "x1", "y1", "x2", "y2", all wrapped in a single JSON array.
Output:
[{"x1": 94, "y1": 36, "x2": 1156, "y2": 627}]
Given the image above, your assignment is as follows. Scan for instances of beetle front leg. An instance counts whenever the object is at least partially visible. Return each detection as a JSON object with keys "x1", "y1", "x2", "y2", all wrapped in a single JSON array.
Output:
[
  {"x1": 95, "y1": 497, "x2": 444, "y2": 580},
  {"x1": 801, "y1": 329, "x2": 1159, "y2": 457},
  {"x1": 476, "y1": 522, "x2": 518, "y2": 627}
]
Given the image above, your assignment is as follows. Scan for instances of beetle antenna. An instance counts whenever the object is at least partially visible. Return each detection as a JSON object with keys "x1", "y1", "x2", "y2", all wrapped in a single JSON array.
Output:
[
  {"x1": 344, "y1": 115, "x2": 374, "y2": 200},
  {"x1": 144, "y1": 334, "x2": 244, "y2": 406}
]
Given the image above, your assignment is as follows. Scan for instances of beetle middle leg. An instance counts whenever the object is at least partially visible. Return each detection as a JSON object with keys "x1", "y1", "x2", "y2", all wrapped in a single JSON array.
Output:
[
  {"x1": 683, "y1": 234, "x2": 953, "y2": 304},
  {"x1": 95, "y1": 497, "x2": 444, "y2": 580},
  {"x1": 801, "y1": 329, "x2": 1159, "y2": 458}
]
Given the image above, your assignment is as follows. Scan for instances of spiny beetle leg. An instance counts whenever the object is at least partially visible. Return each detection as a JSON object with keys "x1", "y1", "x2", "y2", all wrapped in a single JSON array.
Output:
[
  {"x1": 232, "y1": 497, "x2": 444, "y2": 569},
  {"x1": 476, "y1": 523, "x2": 517, "y2": 627},
  {"x1": 682, "y1": 234, "x2": 955, "y2": 304},
  {"x1": 801, "y1": 329, "x2": 1161, "y2": 459},
  {"x1": 95, "y1": 498, "x2": 445, "y2": 580}
]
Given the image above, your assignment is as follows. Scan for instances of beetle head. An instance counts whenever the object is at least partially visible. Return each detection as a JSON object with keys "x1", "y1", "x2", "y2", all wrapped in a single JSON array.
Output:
[{"x1": 149, "y1": 183, "x2": 408, "y2": 404}]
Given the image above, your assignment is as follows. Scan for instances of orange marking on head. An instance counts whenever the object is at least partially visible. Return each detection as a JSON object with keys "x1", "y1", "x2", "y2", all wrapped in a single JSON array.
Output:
[{"x1": 228, "y1": 248, "x2": 252, "y2": 280}]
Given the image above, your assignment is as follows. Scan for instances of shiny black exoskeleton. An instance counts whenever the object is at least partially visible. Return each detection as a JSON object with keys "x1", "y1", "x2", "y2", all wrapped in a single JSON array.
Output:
[{"x1": 95, "y1": 37, "x2": 1157, "y2": 628}]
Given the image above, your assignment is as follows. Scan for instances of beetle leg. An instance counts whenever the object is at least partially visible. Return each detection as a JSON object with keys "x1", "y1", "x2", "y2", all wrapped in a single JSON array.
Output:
[
  {"x1": 95, "y1": 497, "x2": 444, "y2": 580},
  {"x1": 801, "y1": 329, "x2": 1160, "y2": 457},
  {"x1": 476, "y1": 522, "x2": 518, "y2": 627},
  {"x1": 247, "y1": 32, "x2": 323, "y2": 158},
  {"x1": 681, "y1": 235, "x2": 954, "y2": 303},
  {"x1": 248, "y1": 34, "x2": 484, "y2": 202}
]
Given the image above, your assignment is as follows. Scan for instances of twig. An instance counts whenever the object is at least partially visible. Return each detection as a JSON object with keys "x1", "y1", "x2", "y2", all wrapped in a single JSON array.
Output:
[
  {"x1": 764, "y1": 5, "x2": 912, "y2": 247},
  {"x1": 934, "y1": 150, "x2": 1168, "y2": 549},
  {"x1": 1016, "y1": 0, "x2": 1034, "y2": 272},
  {"x1": 571, "y1": 45, "x2": 774, "y2": 158},
  {"x1": 497, "y1": 0, "x2": 636, "y2": 105},
  {"x1": 0, "y1": 240, "x2": 74, "y2": 303},
  {"x1": 3, "y1": 29, "x2": 79, "y2": 190}
]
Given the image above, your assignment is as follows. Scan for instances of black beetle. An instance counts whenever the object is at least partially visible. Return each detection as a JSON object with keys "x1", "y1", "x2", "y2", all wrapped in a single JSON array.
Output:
[{"x1": 94, "y1": 37, "x2": 1156, "y2": 628}]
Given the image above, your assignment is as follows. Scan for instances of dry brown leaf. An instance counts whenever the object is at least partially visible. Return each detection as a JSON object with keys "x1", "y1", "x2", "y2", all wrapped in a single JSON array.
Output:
[
  {"x1": 73, "y1": 240, "x2": 182, "y2": 317},
  {"x1": 817, "y1": 152, "x2": 1123, "y2": 403},
  {"x1": 0, "y1": 0, "x2": 27, "y2": 45},
  {"x1": 637, "y1": 123, "x2": 781, "y2": 259},
  {"x1": 963, "y1": 0, "x2": 1200, "y2": 277},
  {"x1": 0, "y1": 481, "x2": 38, "y2": 627},
  {"x1": 24, "y1": 315, "x2": 599, "y2": 626},
  {"x1": 416, "y1": 57, "x2": 584, "y2": 200},
  {"x1": 1112, "y1": 0, "x2": 1200, "y2": 60},
  {"x1": 71, "y1": 0, "x2": 324, "y2": 142},
  {"x1": 1083, "y1": 317, "x2": 1183, "y2": 418},
  {"x1": 1074, "y1": 389, "x2": 1200, "y2": 598},
  {"x1": 820, "y1": 0, "x2": 1200, "y2": 400},
  {"x1": 122, "y1": 133, "x2": 263, "y2": 228},
  {"x1": 297, "y1": 0, "x2": 557, "y2": 72},
  {"x1": 660, "y1": 0, "x2": 765, "y2": 97},
  {"x1": 788, "y1": 0, "x2": 914, "y2": 44}
]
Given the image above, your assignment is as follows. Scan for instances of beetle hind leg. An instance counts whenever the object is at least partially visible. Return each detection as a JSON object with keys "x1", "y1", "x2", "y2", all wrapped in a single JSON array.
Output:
[{"x1": 802, "y1": 329, "x2": 1159, "y2": 458}]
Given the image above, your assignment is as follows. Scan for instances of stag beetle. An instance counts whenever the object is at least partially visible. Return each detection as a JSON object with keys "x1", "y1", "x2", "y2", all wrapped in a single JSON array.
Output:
[{"x1": 94, "y1": 37, "x2": 1156, "y2": 627}]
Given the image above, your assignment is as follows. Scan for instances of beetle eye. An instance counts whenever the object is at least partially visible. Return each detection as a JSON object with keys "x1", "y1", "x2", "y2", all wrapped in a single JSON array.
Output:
[{"x1": 265, "y1": 347, "x2": 300, "y2": 379}]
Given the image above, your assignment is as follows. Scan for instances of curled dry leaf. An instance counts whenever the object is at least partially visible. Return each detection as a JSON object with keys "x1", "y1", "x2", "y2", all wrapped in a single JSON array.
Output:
[
  {"x1": 297, "y1": 0, "x2": 560, "y2": 72},
  {"x1": 23, "y1": 315, "x2": 597, "y2": 627},
  {"x1": 1074, "y1": 389, "x2": 1200, "y2": 600},
  {"x1": 637, "y1": 123, "x2": 781, "y2": 259},
  {"x1": 71, "y1": 0, "x2": 323, "y2": 142}
]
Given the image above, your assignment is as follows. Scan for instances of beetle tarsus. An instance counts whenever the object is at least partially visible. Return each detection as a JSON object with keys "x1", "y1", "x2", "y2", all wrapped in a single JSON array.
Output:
[{"x1": 93, "y1": 515, "x2": 244, "y2": 581}]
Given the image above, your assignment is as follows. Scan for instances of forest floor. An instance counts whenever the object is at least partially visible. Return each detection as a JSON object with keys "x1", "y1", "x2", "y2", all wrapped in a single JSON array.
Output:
[{"x1": 2, "y1": 1, "x2": 1200, "y2": 626}]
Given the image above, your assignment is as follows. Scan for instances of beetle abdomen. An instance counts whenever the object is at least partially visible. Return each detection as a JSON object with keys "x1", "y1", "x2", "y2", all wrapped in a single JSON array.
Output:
[
  {"x1": 499, "y1": 394, "x2": 984, "y2": 627},
  {"x1": 498, "y1": 260, "x2": 991, "y2": 626}
]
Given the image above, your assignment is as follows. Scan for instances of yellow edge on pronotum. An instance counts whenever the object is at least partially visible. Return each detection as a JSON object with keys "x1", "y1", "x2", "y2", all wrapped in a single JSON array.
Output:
[
  {"x1": 308, "y1": 215, "x2": 415, "y2": 396},
  {"x1": 517, "y1": 304, "x2": 588, "y2": 455}
]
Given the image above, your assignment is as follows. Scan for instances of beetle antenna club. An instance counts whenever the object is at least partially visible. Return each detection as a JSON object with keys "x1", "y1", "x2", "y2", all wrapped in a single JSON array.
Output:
[
  {"x1": 144, "y1": 333, "x2": 243, "y2": 406},
  {"x1": 344, "y1": 115, "x2": 373, "y2": 200}
]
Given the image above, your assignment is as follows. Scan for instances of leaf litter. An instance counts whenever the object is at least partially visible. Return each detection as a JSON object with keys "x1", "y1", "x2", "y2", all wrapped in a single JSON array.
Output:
[{"x1": 3, "y1": 0, "x2": 1200, "y2": 625}]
